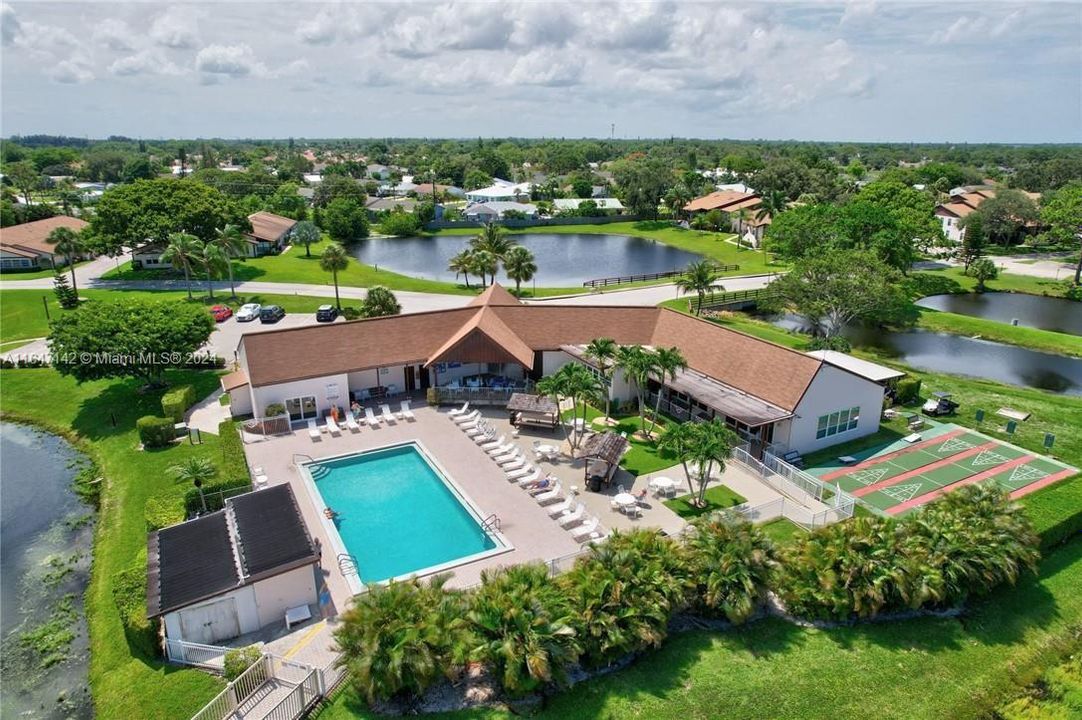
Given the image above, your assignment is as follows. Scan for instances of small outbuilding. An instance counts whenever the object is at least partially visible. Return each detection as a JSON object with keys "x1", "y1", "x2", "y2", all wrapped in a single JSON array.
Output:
[
  {"x1": 581, "y1": 432, "x2": 630, "y2": 490},
  {"x1": 507, "y1": 392, "x2": 560, "y2": 430},
  {"x1": 147, "y1": 484, "x2": 320, "y2": 646}
]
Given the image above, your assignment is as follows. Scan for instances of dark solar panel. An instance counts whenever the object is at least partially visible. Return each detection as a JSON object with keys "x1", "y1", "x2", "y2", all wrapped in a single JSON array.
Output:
[
  {"x1": 231, "y1": 484, "x2": 315, "y2": 577},
  {"x1": 155, "y1": 513, "x2": 239, "y2": 612}
]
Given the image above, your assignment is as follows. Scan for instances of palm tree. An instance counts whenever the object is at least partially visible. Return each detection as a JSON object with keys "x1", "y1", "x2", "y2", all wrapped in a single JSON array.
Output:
[
  {"x1": 615, "y1": 345, "x2": 660, "y2": 435},
  {"x1": 658, "y1": 419, "x2": 738, "y2": 507},
  {"x1": 448, "y1": 249, "x2": 475, "y2": 289},
  {"x1": 45, "y1": 226, "x2": 85, "y2": 297},
  {"x1": 583, "y1": 337, "x2": 617, "y2": 424},
  {"x1": 468, "y1": 563, "x2": 580, "y2": 697},
  {"x1": 200, "y1": 242, "x2": 227, "y2": 299},
  {"x1": 757, "y1": 189, "x2": 787, "y2": 222},
  {"x1": 291, "y1": 219, "x2": 321, "y2": 258},
  {"x1": 319, "y1": 242, "x2": 350, "y2": 309},
  {"x1": 647, "y1": 346, "x2": 687, "y2": 436},
  {"x1": 675, "y1": 260, "x2": 720, "y2": 316},
  {"x1": 361, "y1": 286, "x2": 401, "y2": 318},
  {"x1": 552, "y1": 362, "x2": 604, "y2": 455},
  {"x1": 664, "y1": 184, "x2": 692, "y2": 221},
  {"x1": 55, "y1": 181, "x2": 82, "y2": 217},
  {"x1": 470, "y1": 249, "x2": 498, "y2": 288},
  {"x1": 684, "y1": 515, "x2": 778, "y2": 623},
  {"x1": 162, "y1": 233, "x2": 204, "y2": 300},
  {"x1": 167, "y1": 457, "x2": 217, "y2": 513},
  {"x1": 213, "y1": 224, "x2": 248, "y2": 299},
  {"x1": 469, "y1": 222, "x2": 515, "y2": 284},
  {"x1": 502, "y1": 245, "x2": 537, "y2": 296}
]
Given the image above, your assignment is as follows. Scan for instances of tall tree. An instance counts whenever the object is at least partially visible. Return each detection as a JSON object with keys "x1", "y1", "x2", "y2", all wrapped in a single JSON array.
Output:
[
  {"x1": 675, "y1": 260, "x2": 720, "y2": 315},
  {"x1": 45, "y1": 225, "x2": 85, "y2": 296},
  {"x1": 976, "y1": 189, "x2": 1039, "y2": 248},
  {"x1": 756, "y1": 189, "x2": 787, "y2": 222},
  {"x1": 213, "y1": 224, "x2": 248, "y2": 299},
  {"x1": 470, "y1": 249, "x2": 498, "y2": 288},
  {"x1": 956, "y1": 213, "x2": 986, "y2": 274},
  {"x1": 552, "y1": 361, "x2": 604, "y2": 455},
  {"x1": 361, "y1": 286, "x2": 402, "y2": 318},
  {"x1": 1038, "y1": 182, "x2": 1082, "y2": 285},
  {"x1": 319, "y1": 242, "x2": 350, "y2": 310},
  {"x1": 291, "y1": 219, "x2": 321, "y2": 258},
  {"x1": 658, "y1": 419, "x2": 739, "y2": 507},
  {"x1": 583, "y1": 337, "x2": 618, "y2": 424},
  {"x1": 615, "y1": 345, "x2": 661, "y2": 435},
  {"x1": 200, "y1": 242, "x2": 227, "y2": 299},
  {"x1": 448, "y1": 249, "x2": 475, "y2": 289},
  {"x1": 502, "y1": 245, "x2": 537, "y2": 296},
  {"x1": 162, "y1": 233, "x2": 204, "y2": 299},
  {"x1": 648, "y1": 347, "x2": 687, "y2": 436}
]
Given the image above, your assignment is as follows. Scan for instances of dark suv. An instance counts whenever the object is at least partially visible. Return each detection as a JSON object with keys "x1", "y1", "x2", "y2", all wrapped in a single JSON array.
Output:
[
  {"x1": 259, "y1": 305, "x2": 286, "y2": 324},
  {"x1": 316, "y1": 304, "x2": 339, "y2": 322}
]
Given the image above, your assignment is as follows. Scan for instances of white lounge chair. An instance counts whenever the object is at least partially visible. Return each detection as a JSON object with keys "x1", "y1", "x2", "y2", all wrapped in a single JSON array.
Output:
[
  {"x1": 557, "y1": 502, "x2": 586, "y2": 528},
  {"x1": 497, "y1": 449, "x2": 524, "y2": 466},
  {"x1": 465, "y1": 422, "x2": 489, "y2": 438},
  {"x1": 460, "y1": 417, "x2": 485, "y2": 433},
  {"x1": 506, "y1": 464, "x2": 537, "y2": 481},
  {"x1": 493, "y1": 446, "x2": 519, "y2": 464},
  {"x1": 380, "y1": 404, "x2": 397, "y2": 424},
  {"x1": 479, "y1": 434, "x2": 505, "y2": 451},
  {"x1": 448, "y1": 402, "x2": 469, "y2": 417},
  {"x1": 364, "y1": 407, "x2": 380, "y2": 428},
  {"x1": 399, "y1": 401, "x2": 415, "y2": 421},
  {"x1": 571, "y1": 517, "x2": 601, "y2": 542},
  {"x1": 486, "y1": 441, "x2": 514, "y2": 456},
  {"x1": 514, "y1": 469, "x2": 543, "y2": 486},
  {"x1": 534, "y1": 481, "x2": 562, "y2": 504},
  {"x1": 452, "y1": 410, "x2": 480, "y2": 425},
  {"x1": 307, "y1": 418, "x2": 320, "y2": 440},
  {"x1": 325, "y1": 415, "x2": 341, "y2": 436},
  {"x1": 345, "y1": 413, "x2": 360, "y2": 432},
  {"x1": 502, "y1": 456, "x2": 528, "y2": 473},
  {"x1": 547, "y1": 495, "x2": 575, "y2": 517},
  {"x1": 474, "y1": 430, "x2": 498, "y2": 445}
]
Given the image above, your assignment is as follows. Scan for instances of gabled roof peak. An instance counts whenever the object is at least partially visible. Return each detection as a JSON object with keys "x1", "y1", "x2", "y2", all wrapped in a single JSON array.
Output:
[{"x1": 468, "y1": 283, "x2": 522, "y2": 307}]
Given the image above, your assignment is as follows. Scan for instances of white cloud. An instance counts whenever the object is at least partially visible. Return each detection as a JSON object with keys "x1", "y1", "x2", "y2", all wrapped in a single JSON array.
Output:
[
  {"x1": 109, "y1": 50, "x2": 186, "y2": 77},
  {"x1": 94, "y1": 18, "x2": 135, "y2": 52},
  {"x1": 195, "y1": 43, "x2": 266, "y2": 78},
  {"x1": 50, "y1": 59, "x2": 93, "y2": 84},
  {"x1": 150, "y1": 6, "x2": 200, "y2": 49}
]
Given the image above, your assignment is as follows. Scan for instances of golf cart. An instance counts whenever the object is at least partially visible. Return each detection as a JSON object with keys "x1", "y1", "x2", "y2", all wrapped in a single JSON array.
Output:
[{"x1": 922, "y1": 391, "x2": 959, "y2": 417}]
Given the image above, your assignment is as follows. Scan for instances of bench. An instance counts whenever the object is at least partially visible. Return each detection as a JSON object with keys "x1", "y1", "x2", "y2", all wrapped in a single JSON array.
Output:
[{"x1": 285, "y1": 604, "x2": 312, "y2": 630}]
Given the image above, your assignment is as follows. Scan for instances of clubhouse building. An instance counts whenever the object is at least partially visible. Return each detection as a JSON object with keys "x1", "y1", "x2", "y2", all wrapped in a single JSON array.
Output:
[{"x1": 228, "y1": 285, "x2": 888, "y2": 457}]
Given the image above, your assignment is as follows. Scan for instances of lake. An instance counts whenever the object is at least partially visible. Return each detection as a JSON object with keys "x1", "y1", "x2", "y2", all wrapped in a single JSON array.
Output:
[
  {"x1": 1, "y1": 422, "x2": 94, "y2": 720},
  {"x1": 915, "y1": 293, "x2": 1082, "y2": 335},
  {"x1": 768, "y1": 313, "x2": 1082, "y2": 396},
  {"x1": 349, "y1": 233, "x2": 704, "y2": 287}
]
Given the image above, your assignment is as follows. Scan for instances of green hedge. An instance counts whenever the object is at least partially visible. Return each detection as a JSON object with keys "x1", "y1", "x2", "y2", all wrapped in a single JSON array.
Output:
[
  {"x1": 145, "y1": 492, "x2": 185, "y2": 531},
  {"x1": 161, "y1": 385, "x2": 196, "y2": 423},
  {"x1": 223, "y1": 646, "x2": 263, "y2": 681},
  {"x1": 112, "y1": 561, "x2": 158, "y2": 659},
  {"x1": 136, "y1": 415, "x2": 175, "y2": 448},
  {"x1": 895, "y1": 377, "x2": 923, "y2": 405},
  {"x1": 217, "y1": 420, "x2": 249, "y2": 485},
  {"x1": 184, "y1": 479, "x2": 251, "y2": 516},
  {"x1": 1022, "y1": 474, "x2": 1082, "y2": 551}
]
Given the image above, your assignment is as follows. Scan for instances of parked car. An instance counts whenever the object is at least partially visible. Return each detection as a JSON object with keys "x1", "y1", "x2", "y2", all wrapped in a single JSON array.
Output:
[
  {"x1": 316, "y1": 304, "x2": 339, "y2": 322},
  {"x1": 236, "y1": 303, "x2": 262, "y2": 322},
  {"x1": 209, "y1": 305, "x2": 233, "y2": 322},
  {"x1": 259, "y1": 305, "x2": 286, "y2": 324}
]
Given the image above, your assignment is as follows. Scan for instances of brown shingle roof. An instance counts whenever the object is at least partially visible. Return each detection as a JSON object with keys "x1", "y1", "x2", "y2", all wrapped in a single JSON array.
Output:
[
  {"x1": 0, "y1": 216, "x2": 88, "y2": 256},
  {"x1": 220, "y1": 369, "x2": 249, "y2": 391},
  {"x1": 426, "y1": 308, "x2": 535, "y2": 368},
  {"x1": 247, "y1": 211, "x2": 297, "y2": 243},
  {"x1": 684, "y1": 191, "x2": 757, "y2": 213},
  {"x1": 469, "y1": 284, "x2": 522, "y2": 307},
  {"x1": 935, "y1": 202, "x2": 978, "y2": 219}
]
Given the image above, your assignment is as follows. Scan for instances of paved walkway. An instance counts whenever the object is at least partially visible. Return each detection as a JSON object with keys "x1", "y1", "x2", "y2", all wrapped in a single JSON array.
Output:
[{"x1": 186, "y1": 388, "x2": 232, "y2": 435}]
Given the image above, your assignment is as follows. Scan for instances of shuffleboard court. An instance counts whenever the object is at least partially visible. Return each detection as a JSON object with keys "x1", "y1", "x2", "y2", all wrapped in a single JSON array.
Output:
[{"x1": 814, "y1": 423, "x2": 1077, "y2": 516}]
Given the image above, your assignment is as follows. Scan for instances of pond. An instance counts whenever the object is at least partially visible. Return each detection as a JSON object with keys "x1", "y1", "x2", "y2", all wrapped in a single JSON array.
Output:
[
  {"x1": 767, "y1": 313, "x2": 1082, "y2": 396},
  {"x1": 1, "y1": 422, "x2": 95, "y2": 720},
  {"x1": 915, "y1": 293, "x2": 1082, "y2": 335},
  {"x1": 349, "y1": 233, "x2": 704, "y2": 287}
]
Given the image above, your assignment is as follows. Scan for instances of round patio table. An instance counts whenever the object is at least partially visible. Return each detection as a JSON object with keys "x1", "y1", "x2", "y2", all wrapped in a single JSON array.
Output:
[
  {"x1": 651, "y1": 477, "x2": 677, "y2": 496},
  {"x1": 614, "y1": 492, "x2": 637, "y2": 509},
  {"x1": 536, "y1": 443, "x2": 559, "y2": 458}
]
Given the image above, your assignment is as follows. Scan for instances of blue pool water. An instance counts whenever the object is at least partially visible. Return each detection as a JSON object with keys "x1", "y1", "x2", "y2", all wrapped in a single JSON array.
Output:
[{"x1": 308, "y1": 444, "x2": 499, "y2": 583}]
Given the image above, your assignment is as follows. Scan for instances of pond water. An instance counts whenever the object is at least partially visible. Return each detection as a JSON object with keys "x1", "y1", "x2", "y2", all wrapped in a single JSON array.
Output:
[
  {"x1": 349, "y1": 233, "x2": 704, "y2": 287},
  {"x1": 915, "y1": 293, "x2": 1082, "y2": 335},
  {"x1": 1, "y1": 422, "x2": 95, "y2": 720},
  {"x1": 768, "y1": 313, "x2": 1082, "y2": 396}
]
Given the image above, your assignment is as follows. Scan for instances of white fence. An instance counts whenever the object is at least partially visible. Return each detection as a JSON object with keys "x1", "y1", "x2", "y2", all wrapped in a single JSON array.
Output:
[
  {"x1": 166, "y1": 638, "x2": 228, "y2": 670},
  {"x1": 192, "y1": 653, "x2": 272, "y2": 720},
  {"x1": 187, "y1": 653, "x2": 332, "y2": 720},
  {"x1": 732, "y1": 447, "x2": 855, "y2": 529}
]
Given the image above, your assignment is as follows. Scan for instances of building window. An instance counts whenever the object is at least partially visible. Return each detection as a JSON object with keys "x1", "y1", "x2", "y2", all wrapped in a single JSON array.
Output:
[{"x1": 815, "y1": 406, "x2": 860, "y2": 440}]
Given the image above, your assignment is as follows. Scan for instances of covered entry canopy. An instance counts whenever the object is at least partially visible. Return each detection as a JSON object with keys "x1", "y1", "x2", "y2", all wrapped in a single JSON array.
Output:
[
  {"x1": 507, "y1": 392, "x2": 560, "y2": 429},
  {"x1": 581, "y1": 431, "x2": 630, "y2": 485}
]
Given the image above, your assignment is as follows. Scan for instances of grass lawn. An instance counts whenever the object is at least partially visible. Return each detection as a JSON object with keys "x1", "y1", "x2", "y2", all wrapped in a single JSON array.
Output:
[
  {"x1": 911, "y1": 265, "x2": 1075, "y2": 298},
  {"x1": 663, "y1": 484, "x2": 747, "y2": 519},
  {"x1": 0, "y1": 259, "x2": 91, "y2": 280},
  {"x1": 1, "y1": 288, "x2": 393, "y2": 345},
  {"x1": 915, "y1": 307, "x2": 1082, "y2": 358},
  {"x1": 563, "y1": 403, "x2": 680, "y2": 476},
  {"x1": 320, "y1": 537, "x2": 1082, "y2": 720},
  {"x1": 0, "y1": 368, "x2": 230, "y2": 719},
  {"x1": 435, "y1": 220, "x2": 786, "y2": 277},
  {"x1": 759, "y1": 517, "x2": 806, "y2": 545}
]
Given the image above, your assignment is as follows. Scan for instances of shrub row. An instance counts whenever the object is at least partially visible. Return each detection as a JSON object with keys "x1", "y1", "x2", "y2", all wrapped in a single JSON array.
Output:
[
  {"x1": 1021, "y1": 474, "x2": 1082, "y2": 551},
  {"x1": 161, "y1": 385, "x2": 196, "y2": 423},
  {"x1": 894, "y1": 376, "x2": 923, "y2": 404},
  {"x1": 217, "y1": 420, "x2": 250, "y2": 485},
  {"x1": 136, "y1": 415, "x2": 175, "y2": 448},
  {"x1": 184, "y1": 478, "x2": 252, "y2": 516},
  {"x1": 112, "y1": 560, "x2": 157, "y2": 659},
  {"x1": 334, "y1": 485, "x2": 1039, "y2": 707},
  {"x1": 144, "y1": 492, "x2": 185, "y2": 531}
]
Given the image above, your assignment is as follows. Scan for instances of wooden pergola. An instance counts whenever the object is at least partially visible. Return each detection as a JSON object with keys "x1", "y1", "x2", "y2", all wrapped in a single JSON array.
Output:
[
  {"x1": 580, "y1": 432, "x2": 630, "y2": 488},
  {"x1": 507, "y1": 393, "x2": 560, "y2": 430}
]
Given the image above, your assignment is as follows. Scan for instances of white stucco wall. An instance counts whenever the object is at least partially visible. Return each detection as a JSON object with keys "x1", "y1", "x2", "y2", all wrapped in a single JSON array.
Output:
[
  {"x1": 229, "y1": 387, "x2": 253, "y2": 417},
  {"x1": 540, "y1": 350, "x2": 573, "y2": 376},
  {"x1": 250, "y1": 373, "x2": 349, "y2": 418},
  {"x1": 788, "y1": 364, "x2": 885, "y2": 454},
  {"x1": 164, "y1": 585, "x2": 259, "y2": 643},
  {"x1": 253, "y1": 564, "x2": 318, "y2": 628}
]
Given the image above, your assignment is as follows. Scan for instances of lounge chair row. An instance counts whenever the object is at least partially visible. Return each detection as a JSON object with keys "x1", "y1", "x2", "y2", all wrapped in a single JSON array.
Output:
[{"x1": 308, "y1": 401, "x2": 415, "y2": 439}]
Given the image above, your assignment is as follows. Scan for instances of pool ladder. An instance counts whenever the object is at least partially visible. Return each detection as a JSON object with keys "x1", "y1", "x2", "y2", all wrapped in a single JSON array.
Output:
[
  {"x1": 337, "y1": 553, "x2": 360, "y2": 577},
  {"x1": 480, "y1": 513, "x2": 501, "y2": 534}
]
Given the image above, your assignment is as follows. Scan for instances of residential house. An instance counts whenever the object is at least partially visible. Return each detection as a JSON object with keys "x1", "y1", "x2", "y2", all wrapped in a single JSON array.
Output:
[
  {"x1": 0, "y1": 216, "x2": 91, "y2": 270},
  {"x1": 552, "y1": 198, "x2": 625, "y2": 214},
  {"x1": 365, "y1": 197, "x2": 420, "y2": 214},
  {"x1": 463, "y1": 202, "x2": 539, "y2": 222},
  {"x1": 244, "y1": 211, "x2": 297, "y2": 257},
  {"x1": 465, "y1": 179, "x2": 532, "y2": 203},
  {"x1": 231, "y1": 283, "x2": 889, "y2": 457},
  {"x1": 147, "y1": 484, "x2": 320, "y2": 645},
  {"x1": 934, "y1": 187, "x2": 1041, "y2": 243},
  {"x1": 684, "y1": 190, "x2": 768, "y2": 245}
]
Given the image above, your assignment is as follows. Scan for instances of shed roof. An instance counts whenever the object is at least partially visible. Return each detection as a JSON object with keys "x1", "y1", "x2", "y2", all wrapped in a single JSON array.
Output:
[
  {"x1": 506, "y1": 392, "x2": 559, "y2": 415},
  {"x1": 805, "y1": 350, "x2": 905, "y2": 383},
  {"x1": 247, "y1": 211, "x2": 297, "y2": 242},
  {"x1": 580, "y1": 432, "x2": 630, "y2": 466},
  {"x1": 220, "y1": 369, "x2": 249, "y2": 391},
  {"x1": 231, "y1": 484, "x2": 317, "y2": 577}
]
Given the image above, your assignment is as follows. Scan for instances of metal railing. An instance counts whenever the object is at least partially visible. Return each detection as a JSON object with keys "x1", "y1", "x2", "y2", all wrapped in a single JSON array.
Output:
[
  {"x1": 430, "y1": 385, "x2": 525, "y2": 406},
  {"x1": 191, "y1": 653, "x2": 272, "y2": 720},
  {"x1": 337, "y1": 553, "x2": 359, "y2": 577},
  {"x1": 165, "y1": 638, "x2": 229, "y2": 670},
  {"x1": 261, "y1": 669, "x2": 321, "y2": 720},
  {"x1": 691, "y1": 287, "x2": 775, "y2": 313},
  {"x1": 731, "y1": 446, "x2": 854, "y2": 529},
  {"x1": 189, "y1": 654, "x2": 325, "y2": 720},
  {"x1": 583, "y1": 264, "x2": 740, "y2": 288},
  {"x1": 480, "y1": 513, "x2": 501, "y2": 533}
]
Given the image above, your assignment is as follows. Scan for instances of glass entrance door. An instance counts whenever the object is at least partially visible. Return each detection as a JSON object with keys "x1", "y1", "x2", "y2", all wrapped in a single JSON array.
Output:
[{"x1": 285, "y1": 396, "x2": 317, "y2": 421}]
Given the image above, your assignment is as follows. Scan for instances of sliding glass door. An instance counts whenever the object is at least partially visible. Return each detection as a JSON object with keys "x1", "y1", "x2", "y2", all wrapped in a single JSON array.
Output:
[{"x1": 285, "y1": 396, "x2": 317, "y2": 422}]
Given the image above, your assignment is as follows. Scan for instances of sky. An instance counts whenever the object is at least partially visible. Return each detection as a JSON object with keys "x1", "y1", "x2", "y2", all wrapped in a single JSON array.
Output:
[{"x1": 1, "y1": 1, "x2": 1080, "y2": 143}]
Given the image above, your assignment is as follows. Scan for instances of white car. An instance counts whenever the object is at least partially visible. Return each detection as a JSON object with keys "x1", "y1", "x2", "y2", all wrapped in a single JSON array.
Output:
[{"x1": 236, "y1": 303, "x2": 262, "y2": 322}]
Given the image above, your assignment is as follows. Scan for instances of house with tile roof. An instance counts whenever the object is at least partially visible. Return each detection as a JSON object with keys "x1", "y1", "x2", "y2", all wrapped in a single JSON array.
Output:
[
  {"x1": 230, "y1": 284, "x2": 887, "y2": 457},
  {"x1": 132, "y1": 211, "x2": 296, "y2": 269},
  {"x1": 934, "y1": 187, "x2": 1040, "y2": 243},
  {"x1": 0, "y1": 216, "x2": 91, "y2": 270}
]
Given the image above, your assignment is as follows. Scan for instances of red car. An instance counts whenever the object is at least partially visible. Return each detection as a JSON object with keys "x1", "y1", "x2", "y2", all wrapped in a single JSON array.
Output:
[{"x1": 210, "y1": 305, "x2": 233, "y2": 322}]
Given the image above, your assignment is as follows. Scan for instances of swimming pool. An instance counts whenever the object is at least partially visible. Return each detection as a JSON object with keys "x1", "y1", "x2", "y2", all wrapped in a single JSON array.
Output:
[{"x1": 302, "y1": 442, "x2": 508, "y2": 587}]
